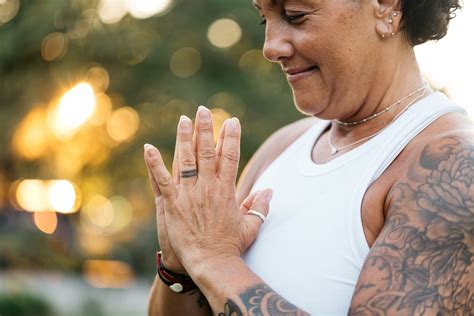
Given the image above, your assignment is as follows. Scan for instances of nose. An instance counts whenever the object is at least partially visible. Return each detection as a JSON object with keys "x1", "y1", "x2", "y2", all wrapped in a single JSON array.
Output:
[{"x1": 262, "y1": 24, "x2": 293, "y2": 63}]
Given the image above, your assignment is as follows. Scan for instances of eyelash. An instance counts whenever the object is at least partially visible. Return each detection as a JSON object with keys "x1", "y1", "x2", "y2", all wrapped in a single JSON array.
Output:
[{"x1": 260, "y1": 12, "x2": 306, "y2": 26}]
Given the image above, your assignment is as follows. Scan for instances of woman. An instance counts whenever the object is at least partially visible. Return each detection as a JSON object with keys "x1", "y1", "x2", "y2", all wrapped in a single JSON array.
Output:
[{"x1": 145, "y1": 0, "x2": 473, "y2": 314}]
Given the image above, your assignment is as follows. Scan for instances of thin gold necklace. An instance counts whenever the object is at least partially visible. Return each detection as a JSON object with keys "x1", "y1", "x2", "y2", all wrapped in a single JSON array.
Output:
[
  {"x1": 328, "y1": 88, "x2": 427, "y2": 155},
  {"x1": 335, "y1": 85, "x2": 427, "y2": 126}
]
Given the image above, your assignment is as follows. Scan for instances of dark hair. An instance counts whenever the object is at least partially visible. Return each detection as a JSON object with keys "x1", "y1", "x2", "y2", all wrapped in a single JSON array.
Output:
[{"x1": 401, "y1": 0, "x2": 462, "y2": 46}]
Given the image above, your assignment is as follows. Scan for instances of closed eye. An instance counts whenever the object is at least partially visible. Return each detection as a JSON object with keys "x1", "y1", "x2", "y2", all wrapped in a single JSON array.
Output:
[{"x1": 282, "y1": 12, "x2": 306, "y2": 24}]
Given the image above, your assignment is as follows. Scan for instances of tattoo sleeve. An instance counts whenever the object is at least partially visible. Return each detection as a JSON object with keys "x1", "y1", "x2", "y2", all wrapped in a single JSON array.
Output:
[
  {"x1": 218, "y1": 284, "x2": 310, "y2": 316},
  {"x1": 350, "y1": 136, "x2": 474, "y2": 315}
]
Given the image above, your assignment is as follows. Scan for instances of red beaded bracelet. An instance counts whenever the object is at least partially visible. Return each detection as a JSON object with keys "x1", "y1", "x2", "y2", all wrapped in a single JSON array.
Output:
[{"x1": 156, "y1": 251, "x2": 197, "y2": 293}]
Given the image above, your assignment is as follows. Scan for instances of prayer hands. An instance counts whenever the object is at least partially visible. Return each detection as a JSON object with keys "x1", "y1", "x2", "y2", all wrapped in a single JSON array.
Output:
[{"x1": 144, "y1": 106, "x2": 272, "y2": 273}]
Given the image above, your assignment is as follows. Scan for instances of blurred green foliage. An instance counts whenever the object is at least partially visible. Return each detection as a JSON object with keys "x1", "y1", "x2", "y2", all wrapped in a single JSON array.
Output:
[
  {"x1": 0, "y1": 0, "x2": 303, "y2": 276},
  {"x1": 0, "y1": 292, "x2": 55, "y2": 316}
]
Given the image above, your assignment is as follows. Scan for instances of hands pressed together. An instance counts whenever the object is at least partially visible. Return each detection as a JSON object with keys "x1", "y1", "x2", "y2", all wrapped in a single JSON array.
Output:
[{"x1": 143, "y1": 106, "x2": 272, "y2": 276}]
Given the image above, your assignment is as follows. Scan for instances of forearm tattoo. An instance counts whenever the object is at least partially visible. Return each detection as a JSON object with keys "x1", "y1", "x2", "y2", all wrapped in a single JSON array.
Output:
[
  {"x1": 350, "y1": 136, "x2": 474, "y2": 315},
  {"x1": 218, "y1": 284, "x2": 310, "y2": 316}
]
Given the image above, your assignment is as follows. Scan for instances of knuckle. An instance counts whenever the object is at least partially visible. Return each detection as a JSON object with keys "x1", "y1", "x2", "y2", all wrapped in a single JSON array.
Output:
[
  {"x1": 198, "y1": 148, "x2": 216, "y2": 160},
  {"x1": 157, "y1": 175, "x2": 173, "y2": 188},
  {"x1": 223, "y1": 150, "x2": 240, "y2": 163},
  {"x1": 180, "y1": 156, "x2": 196, "y2": 168}
]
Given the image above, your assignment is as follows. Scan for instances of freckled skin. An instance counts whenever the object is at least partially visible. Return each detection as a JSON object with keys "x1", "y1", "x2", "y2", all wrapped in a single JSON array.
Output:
[
  {"x1": 147, "y1": 1, "x2": 473, "y2": 315},
  {"x1": 258, "y1": 0, "x2": 385, "y2": 120}
]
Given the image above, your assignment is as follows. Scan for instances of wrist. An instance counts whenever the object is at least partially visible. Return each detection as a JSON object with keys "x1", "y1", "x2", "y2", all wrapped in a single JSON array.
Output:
[
  {"x1": 156, "y1": 251, "x2": 197, "y2": 293},
  {"x1": 186, "y1": 254, "x2": 244, "y2": 284}
]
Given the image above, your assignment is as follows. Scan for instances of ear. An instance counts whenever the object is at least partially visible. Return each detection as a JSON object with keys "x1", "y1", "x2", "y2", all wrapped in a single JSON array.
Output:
[{"x1": 372, "y1": 0, "x2": 403, "y2": 39}]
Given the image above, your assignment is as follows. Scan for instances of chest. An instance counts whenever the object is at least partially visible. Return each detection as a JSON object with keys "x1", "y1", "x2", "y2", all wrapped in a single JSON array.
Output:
[{"x1": 311, "y1": 131, "x2": 407, "y2": 248}]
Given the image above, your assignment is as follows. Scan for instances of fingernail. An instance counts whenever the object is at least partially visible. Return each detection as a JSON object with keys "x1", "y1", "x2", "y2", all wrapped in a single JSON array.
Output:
[
  {"x1": 263, "y1": 189, "x2": 273, "y2": 203},
  {"x1": 180, "y1": 115, "x2": 191, "y2": 131},
  {"x1": 145, "y1": 145, "x2": 158, "y2": 157},
  {"x1": 228, "y1": 117, "x2": 240, "y2": 130},
  {"x1": 198, "y1": 106, "x2": 211, "y2": 121}
]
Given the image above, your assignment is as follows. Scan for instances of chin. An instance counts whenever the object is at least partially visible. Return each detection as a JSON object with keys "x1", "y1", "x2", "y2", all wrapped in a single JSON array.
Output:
[{"x1": 292, "y1": 92, "x2": 327, "y2": 118}]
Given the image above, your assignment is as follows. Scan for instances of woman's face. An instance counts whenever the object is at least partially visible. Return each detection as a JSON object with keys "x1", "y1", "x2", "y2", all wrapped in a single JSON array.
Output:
[{"x1": 254, "y1": 0, "x2": 385, "y2": 119}]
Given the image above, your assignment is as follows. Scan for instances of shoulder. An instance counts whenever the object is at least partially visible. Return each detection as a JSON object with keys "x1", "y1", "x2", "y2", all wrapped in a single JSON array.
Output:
[
  {"x1": 351, "y1": 113, "x2": 474, "y2": 314},
  {"x1": 237, "y1": 117, "x2": 318, "y2": 202},
  {"x1": 389, "y1": 111, "x2": 472, "y2": 192}
]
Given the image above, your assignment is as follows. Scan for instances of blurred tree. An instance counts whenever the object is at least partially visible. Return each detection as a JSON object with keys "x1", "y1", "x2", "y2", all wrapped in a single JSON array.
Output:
[{"x1": 0, "y1": 0, "x2": 303, "y2": 276}]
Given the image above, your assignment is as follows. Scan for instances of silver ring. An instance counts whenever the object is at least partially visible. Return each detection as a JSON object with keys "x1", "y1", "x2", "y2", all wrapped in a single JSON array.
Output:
[{"x1": 246, "y1": 210, "x2": 266, "y2": 223}]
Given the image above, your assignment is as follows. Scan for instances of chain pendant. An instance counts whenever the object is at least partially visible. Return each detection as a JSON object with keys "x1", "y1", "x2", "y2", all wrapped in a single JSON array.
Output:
[{"x1": 330, "y1": 147, "x2": 338, "y2": 155}]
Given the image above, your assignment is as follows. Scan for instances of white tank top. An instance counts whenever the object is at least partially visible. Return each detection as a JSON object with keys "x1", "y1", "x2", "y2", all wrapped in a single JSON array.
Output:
[{"x1": 243, "y1": 93, "x2": 467, "y2": 315}]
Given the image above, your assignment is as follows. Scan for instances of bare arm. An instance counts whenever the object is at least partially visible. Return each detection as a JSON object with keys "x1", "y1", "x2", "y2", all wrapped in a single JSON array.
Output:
[
  {"x1": 187, "y1": 133, "x2": 474, "y2": 315},
  {"x1": 350, "y1": 133, "x2": 474, "y2": 315},
  {"x1": 148, "y1": 276, "x2": 211, "y2": 316}
]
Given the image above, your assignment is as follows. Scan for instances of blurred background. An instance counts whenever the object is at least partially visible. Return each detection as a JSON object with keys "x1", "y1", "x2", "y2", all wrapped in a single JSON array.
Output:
[{"x1": 0, "y1": 0, "x2": 472, "y2": 315}]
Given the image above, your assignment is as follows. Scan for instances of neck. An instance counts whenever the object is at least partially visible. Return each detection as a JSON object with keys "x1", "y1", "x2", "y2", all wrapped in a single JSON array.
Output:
[{"x1": 331, "y1": 48, "x2": 429, "y2": 140}]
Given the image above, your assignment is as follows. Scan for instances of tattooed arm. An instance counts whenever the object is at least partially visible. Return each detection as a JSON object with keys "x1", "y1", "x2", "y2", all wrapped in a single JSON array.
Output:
[
  {"x1": 350, "y1": 135, "x2": 474, "y2": 315},
  {"x1": 189, "y1": 256, "x2": 311, "y2": 316},
  {"x1": 188, "y1": 134, "x2": 473, "y2": 316}
]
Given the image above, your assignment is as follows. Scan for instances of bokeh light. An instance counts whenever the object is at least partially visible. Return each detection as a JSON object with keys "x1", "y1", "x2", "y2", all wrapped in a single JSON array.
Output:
[
  {"x1": 14, "y1": 179, "x2": 80, "y2": 214},
  {"x1": 210, "y1": 108, "x2": 231, "y2": 142},
  {"x1": 33, "y1": 211, "x2": 58, "y2": 234},
  {"x1": 97, "y1": 0, "x2": 173, "y2": 24},
  {"x1": 239, "y1": 49, "x2": 272, "y2": 75},
  {"x1": 97, "y1": 0, "x2": 128, "y2": 24},
  {"x1": 207, "y1": 18, "x2": 242, "y2": 49},
  {"x1": 208, "y1": 92, "x2": 246, "y2": 117},
  {"x1": 50, "y1": 83, "x2": 96, "y2": 139},
  {"x1": 106, "y1": 107, "x2": 140, "y2": 142},
  {"x1": 41, "y1": 32, "x2": 68, "y2": 62},
  {"x1": 170, "y1": 47, "x2": 202, "y2": 78},
  {"x1": 89, "y1": 93, "x2": 113, "y2": 126},
  {"x1": 0, "y1": 0, "x2": 19, "y2": 26},
  {"x1": 47, "y1": 180, "x2": 80, "y2": 214},
  {"x1": 16, "y1": 180, "x2": 49, "y2": 212},
  {"x1": 85, "y1": 195, "x2": 114, "y2": 228},
  {"x1": 83, "y1": 260, "x2": 134, "y2": 288},
  {"x1": 127, "y1": 0, "x2": 172, "y2": 19},
  {"x1": 108, "y1": 195, "x2": 133, "y2": 232},
  {"x1": 12, "y1": 107, "x2": 49, "y2": 160},
  {"x1": 87, "y1": 66, "x2": 110, "y2": 93}
]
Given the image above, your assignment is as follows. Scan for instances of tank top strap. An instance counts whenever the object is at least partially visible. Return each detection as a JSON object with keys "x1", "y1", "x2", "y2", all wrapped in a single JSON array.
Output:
[{"x1": 367, "y1": 92, "x2": 467, "y2": 184}]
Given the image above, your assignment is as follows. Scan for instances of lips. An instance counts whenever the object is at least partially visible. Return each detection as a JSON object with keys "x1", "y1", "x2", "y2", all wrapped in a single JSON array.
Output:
[
  {"x1": 284, "y1": 65, "x2": 319, "y2": 83},
  {"x1": 284, "y1": 65, "x2": 319, "y2": 75}
]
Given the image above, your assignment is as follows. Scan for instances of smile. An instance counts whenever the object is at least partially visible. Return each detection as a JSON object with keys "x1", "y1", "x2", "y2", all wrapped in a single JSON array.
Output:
[{"x1": 285, "y1": 66, "x2": 319, "y2": 83}]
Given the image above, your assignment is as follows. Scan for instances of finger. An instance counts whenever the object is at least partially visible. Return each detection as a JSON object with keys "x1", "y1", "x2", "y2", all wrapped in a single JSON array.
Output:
[
  {"x1": 218, "y1": 117, "x2": 241, "y2": 185},
  {"x1": 239, "y1": 190, "x2": 261, "y2": 214},
  {"x1": 144, "y1": 146, "x2": 161, "y2": 198},
  {"x1": 195, "y1": 106, "x2": 216, "y2": 179},
  {"x1": 144, "y1": 144, "x2": 178, "y2": 201},
  {"x1": 155, "y1": 197, "x2": 167, "y2": 248},
  {"x1": 215, "y1": 119, "x2": 228, "y2": 172},
  {"x1": 244, "y1": 189, "x2": 273, "y2": 233},
  {"x1": 172, "y1": 121, "x2": 180, "y2": 186},
  {"x1": 178, "y1": 115, "x2": 198, "y2": 187}
]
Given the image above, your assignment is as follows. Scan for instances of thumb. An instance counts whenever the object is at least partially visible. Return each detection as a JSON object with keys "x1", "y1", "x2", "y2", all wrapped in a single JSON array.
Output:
[{"x1": 243, "y1": 189, "x2": 273, "y2": 244}]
